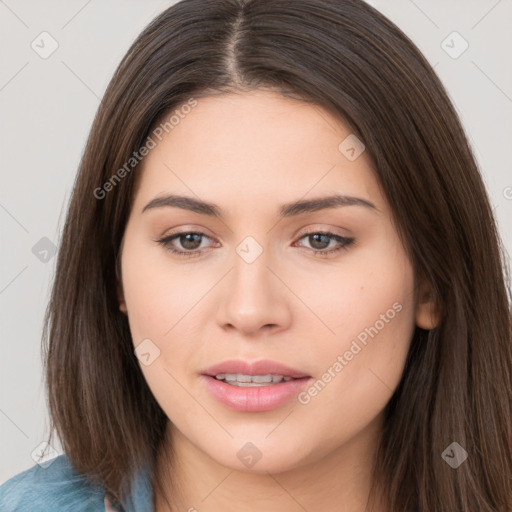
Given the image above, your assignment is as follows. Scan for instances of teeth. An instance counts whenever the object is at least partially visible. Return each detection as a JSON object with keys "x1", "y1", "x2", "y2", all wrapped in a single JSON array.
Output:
[
  {"x1": 252, "y1": 375, "x2": 273, "y2": 383},
  {"x1": 214, "y1": 373, "x2": 294, "y2": 386}
]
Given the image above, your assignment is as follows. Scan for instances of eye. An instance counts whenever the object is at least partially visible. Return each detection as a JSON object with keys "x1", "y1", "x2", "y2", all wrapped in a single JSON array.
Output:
[
  {"x1": 294, "y1": 231, "x2": 355, "y2": 256},
  {"x1": 155, "y1": 231, "x2": 217, "y2": 258},
  {"x1": 155, "y1": 230, "x2": 355, "y2": 258}
]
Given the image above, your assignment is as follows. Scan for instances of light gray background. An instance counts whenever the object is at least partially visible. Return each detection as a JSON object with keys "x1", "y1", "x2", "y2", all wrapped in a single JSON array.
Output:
[{"x1": 1, "y1": 0, "x2": 511, "y2": 484}]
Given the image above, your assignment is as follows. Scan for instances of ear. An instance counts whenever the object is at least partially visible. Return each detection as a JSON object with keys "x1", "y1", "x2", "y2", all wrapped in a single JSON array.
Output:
[
  {"x1": 116, "y1": 251, "x2": 127, "y2": 315},
  {"x1": 117, "y1": 283, "x2": 127, "y2": 314},
  {"x1": 415, "y1": 277, "x2": 439, "y2": 330}
]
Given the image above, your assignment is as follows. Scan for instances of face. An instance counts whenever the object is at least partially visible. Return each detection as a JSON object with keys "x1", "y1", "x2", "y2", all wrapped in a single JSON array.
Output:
[{"x1": 118, "y1": 89, "x2": 435, "y2": 474}]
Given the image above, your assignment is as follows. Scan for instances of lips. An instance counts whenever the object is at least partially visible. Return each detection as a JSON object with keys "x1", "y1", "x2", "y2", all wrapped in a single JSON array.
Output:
[
  {"x1": 202, "y1": 359, "x2": 311, "y2": 379},
  {"x1": 201, "y1": 359, "x2": 312, "y2": 412}
]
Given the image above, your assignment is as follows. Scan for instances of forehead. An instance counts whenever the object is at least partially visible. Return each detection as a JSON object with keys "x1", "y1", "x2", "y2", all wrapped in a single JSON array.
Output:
[{"x1": 133, "y1": 90, "x2": 382, "y2": 213}]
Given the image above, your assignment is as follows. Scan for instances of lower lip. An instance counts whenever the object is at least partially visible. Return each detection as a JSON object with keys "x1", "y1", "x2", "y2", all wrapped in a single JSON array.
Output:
[{"x1": 201, "y1": 375, "x2": 312, "y2": 412}]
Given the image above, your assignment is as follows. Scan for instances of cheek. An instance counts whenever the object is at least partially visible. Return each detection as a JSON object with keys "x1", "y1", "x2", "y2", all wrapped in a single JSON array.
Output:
[
  {"x1": 301, "y1": 243, "x2": 414, "y2": 352},
  {"x1": 121, "y1": 237, "x2": 205, "y2": 344},
  {"x1": 300, "y1": 230, "x2": 413, "y2": 364},
  {"x1": 120, "y1": 238, "x2": 209, "y2": 409},
  {"x1": 290, "y1": 287, "x2": 415, "y2": 463},
  {"x1": 300, "y1": 254, "x2": 416, "y2": 420}
]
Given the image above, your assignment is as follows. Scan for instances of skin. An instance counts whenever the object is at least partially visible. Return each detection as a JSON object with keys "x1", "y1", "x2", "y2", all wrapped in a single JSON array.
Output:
[{"x1": 117, "y1": 89, "x2": 438, "y2": 512}]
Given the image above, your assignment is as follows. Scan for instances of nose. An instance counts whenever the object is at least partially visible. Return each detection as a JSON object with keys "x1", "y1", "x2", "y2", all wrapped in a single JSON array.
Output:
[{"x1": 216, "y1": 245, "x2": 292, "y2": 336}]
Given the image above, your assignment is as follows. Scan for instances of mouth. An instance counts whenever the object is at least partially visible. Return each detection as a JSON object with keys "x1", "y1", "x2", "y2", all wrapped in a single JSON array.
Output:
[
  {"x1": 201, "y1": 359, "x2": 312, "y2": 412},
  {"x1": 212, "y1": 373, "x2": 296, "y2": 387},
  {"x1": 202, "y1": 358, "x2": 310, "y2": 379}
]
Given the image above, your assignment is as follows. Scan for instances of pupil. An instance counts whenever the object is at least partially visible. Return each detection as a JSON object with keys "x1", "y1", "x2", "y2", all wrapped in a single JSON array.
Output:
[
  {"x1": 181, "y1": 233, "x2": 201, "y2": 250},
  {"x1": 310, "y1": 234, "x2": 329, "y2": 250}
]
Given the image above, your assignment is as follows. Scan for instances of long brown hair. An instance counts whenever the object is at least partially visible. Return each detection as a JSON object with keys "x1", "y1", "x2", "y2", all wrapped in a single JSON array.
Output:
[{"x1": 42, "y1": 0, "x2": 512, "y2": 510}]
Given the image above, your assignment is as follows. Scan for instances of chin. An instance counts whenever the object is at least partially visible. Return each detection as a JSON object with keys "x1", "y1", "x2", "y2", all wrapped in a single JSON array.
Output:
[{"x1": 203, "y1": 437, "x2": 316, "y2": 475}]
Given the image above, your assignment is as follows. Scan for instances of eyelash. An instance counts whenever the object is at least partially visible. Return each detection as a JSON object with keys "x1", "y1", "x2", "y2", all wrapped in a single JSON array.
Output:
[{"x1": 155, "y1": 230, "x2": 355, "y2": 258}]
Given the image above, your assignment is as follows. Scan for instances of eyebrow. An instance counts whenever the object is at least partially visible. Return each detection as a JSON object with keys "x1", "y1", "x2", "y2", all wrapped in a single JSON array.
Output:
[{"x1": 141, "y1": 194, "x2": 378, "y2": 218}]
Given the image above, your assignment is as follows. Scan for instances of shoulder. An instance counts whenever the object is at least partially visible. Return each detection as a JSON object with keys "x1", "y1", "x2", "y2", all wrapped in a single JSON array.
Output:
[{"x1": 0, "y1": 454, "x2": 106, "y2": 512}]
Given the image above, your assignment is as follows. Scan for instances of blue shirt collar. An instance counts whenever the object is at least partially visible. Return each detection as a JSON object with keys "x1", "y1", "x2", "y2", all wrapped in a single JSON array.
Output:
[{"x1": 122, "y1": 460, "x2": 154, "y2": 512}]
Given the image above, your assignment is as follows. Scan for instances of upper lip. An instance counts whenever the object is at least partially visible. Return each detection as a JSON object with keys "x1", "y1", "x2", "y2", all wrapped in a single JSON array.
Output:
[{"x1": 202, "y1": 359, "x2": 310, "y2": 379}]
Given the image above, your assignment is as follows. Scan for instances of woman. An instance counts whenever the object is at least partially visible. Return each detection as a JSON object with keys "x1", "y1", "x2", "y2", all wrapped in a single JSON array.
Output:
[{"x1": 1, "y1": 0, "x2": 511, "y2": 510}]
